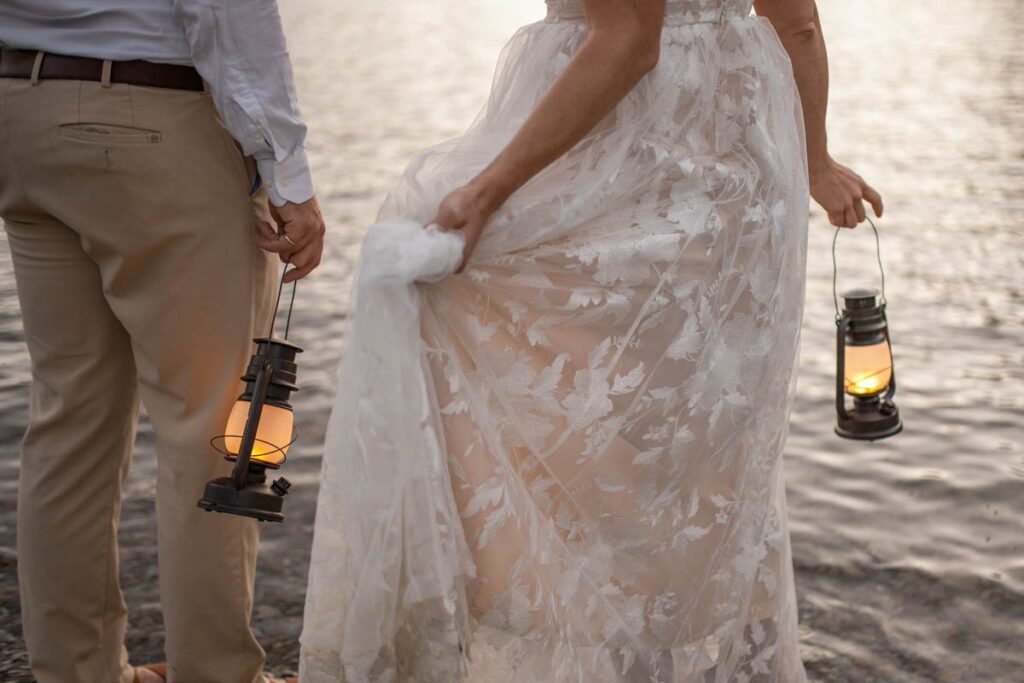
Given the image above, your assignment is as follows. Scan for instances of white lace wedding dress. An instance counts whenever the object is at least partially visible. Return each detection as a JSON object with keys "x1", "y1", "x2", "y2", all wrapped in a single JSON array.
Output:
[{"x1": 300, "y1": 1, "x2": 809, "y2": 681}]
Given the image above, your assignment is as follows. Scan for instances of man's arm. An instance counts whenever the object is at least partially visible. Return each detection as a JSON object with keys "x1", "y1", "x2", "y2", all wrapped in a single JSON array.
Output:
[
  {"x1": 173, "y1": 0, "x2": 324, "y2": 282},
  {"x1": 173, "y1": 0, "x2": 311, "y2": 206}
]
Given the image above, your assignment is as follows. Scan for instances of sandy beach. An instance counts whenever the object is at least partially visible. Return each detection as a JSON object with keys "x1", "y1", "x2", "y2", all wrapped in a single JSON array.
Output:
[{"x1": 1, "y1": 1, "x2": 1022, "y2": 680}]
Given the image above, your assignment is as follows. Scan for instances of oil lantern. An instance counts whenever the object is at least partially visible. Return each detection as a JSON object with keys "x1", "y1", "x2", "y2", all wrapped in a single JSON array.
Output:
[
  {"x1": 198, "y1": 265, "x2": 302, "y2": 522},
  {"x1": 833, "y1": 219, "x2": 902, "y2": 441}
]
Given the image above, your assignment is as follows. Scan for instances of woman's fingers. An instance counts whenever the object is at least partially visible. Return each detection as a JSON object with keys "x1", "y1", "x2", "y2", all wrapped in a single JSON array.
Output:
[
  {"x1": 432, "y1": 206, "x2": 466, "y2": 231},
  {"x1": 842, "y1": 205, "x2": 858, "y2": 229},
  {"x1": 862, "y1": 182, "x2": 884, "y2": 218},
  {"x1": 433, "y1": 182, "x2": 503, "y2": 272},
  {"x1": 811, "y1": 158, "x2": 886, "y2": 229},
  {"x1": 455, "y1": 218, "x2": 483, "y2": 274},
  {"x1": 853, "y1": 198, "x2": 867, "y2": 224}
]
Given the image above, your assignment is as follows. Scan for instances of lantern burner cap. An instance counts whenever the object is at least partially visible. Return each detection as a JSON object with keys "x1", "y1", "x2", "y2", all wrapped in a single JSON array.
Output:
[
  {"x1": 253, "y1": 337, "x2": 303, "y2": 358},
  {"x1": 842, "y1": 288, "x2": 880, "y2": 309}
]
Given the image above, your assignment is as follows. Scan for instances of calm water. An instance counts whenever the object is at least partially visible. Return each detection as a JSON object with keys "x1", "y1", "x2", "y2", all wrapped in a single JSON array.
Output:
[{"x1": 0, "y1": 0, "x2": 1021, "y2": 680}]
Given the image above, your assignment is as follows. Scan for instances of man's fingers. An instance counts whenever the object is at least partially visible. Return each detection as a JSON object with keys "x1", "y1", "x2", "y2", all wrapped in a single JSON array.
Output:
[
  {"x1": 279, "y1": 218, "x2": 323, "y2": 249},
  {"x1": 263, "y1": 197, "x2": 326, "y2": 276},
  {"x1": 256, "y1": 234, "x2": 295, "y2": 255},
  {"x1": 256, "y1": 220, "x2": 278, "y2": 241},
  {"x1": 281, "y1": 242, "x2": 322, "y2": 283},
  {"x1": 269, "y1": 203, "x2": 285, "y2": 228},
  {"x1": 258, "y1": 239, "x2": 298, "y2": 263},
  {"x1": 282, "y1": 258, "x2": 312, "y2": 283},
  {"x1": 256, "y1": 218, "x2": 322, "y2": 259},
  {"x1": 283, "y1": 260, "x2": 317, "y2": 283}
]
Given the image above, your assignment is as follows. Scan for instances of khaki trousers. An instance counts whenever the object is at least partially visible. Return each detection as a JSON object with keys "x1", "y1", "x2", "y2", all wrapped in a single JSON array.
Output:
[{"x1": 0, "y1": 72, "x2": 278, "y2": 683}]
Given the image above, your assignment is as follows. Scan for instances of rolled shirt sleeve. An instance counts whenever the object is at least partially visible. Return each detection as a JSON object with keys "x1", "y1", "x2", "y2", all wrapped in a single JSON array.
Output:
[{"x1": 173, "y1": 0, "x2": 313, "y2": 206}]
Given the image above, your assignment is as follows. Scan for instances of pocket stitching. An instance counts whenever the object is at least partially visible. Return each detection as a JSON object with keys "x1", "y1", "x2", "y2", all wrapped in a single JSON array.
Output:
[{"x1": 58, "y1": 124, "x2": 163, "y2": 145}]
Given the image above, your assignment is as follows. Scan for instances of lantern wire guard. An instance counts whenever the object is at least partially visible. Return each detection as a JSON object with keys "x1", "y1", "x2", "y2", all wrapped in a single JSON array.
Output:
[
  {"x1": 198, "y1": 256, "x2": 303, "y2": 522},
  {"x1": 832, "y1": 218, "x2": 902, "y2": 440}
]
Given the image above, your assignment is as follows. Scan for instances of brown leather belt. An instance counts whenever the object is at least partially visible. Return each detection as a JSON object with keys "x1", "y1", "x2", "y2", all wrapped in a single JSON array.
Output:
[{"x1": 0, "y1": 48, "x2": 204, "y2": 92}]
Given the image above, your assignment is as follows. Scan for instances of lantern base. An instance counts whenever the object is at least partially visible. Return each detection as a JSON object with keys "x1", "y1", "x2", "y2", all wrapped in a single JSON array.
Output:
[
  {"x1": 197, "y1": 475, "x2": 290, "y2": 523},
  {"x1": 835, "y1": 397, "x2": 903, "y2": 441}
]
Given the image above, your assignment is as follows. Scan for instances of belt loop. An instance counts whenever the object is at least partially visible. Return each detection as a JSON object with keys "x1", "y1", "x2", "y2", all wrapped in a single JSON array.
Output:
[
  {"x1": 100, "y1": 59, "x2": 113, "y2": 88},
  {"x1": 30, "y1": 51, "x2": 44, "y2": 86}
]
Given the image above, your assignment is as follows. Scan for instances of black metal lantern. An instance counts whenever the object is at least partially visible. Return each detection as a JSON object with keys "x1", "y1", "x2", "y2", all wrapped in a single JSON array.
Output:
[
  {"x1": 832, "y1": 219, "x2": 902, "y2": 441},
  {"x1": 198, "y1": 265, "x2": 302, "y2": 522}
]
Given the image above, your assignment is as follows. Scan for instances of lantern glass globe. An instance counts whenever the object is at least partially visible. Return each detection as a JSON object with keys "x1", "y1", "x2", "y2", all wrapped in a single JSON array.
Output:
[
  {"x1": 223, "y1": 399, "x2": 293, "y2": 466},
  {"x1": 843, "y1": 340, "x2": 893, "y2": 396}
]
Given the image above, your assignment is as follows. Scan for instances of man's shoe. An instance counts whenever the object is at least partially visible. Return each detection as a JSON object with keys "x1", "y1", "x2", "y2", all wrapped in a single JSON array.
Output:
[
  {"x1": 134, "y1": 663, "x2": 296, "y2": 683},
  {"x1": 133, "y1": 664, "x2": 167, "y2": 683}
]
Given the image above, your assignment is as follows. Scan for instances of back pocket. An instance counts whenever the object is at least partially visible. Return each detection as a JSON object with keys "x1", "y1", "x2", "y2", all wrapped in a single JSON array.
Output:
[{"x1": 59, "y1": 123, "x2": 163, "y2": 145}]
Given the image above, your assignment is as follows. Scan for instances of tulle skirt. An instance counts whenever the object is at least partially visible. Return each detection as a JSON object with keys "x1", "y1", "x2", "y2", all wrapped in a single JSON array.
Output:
[{"x1": 301, "y1": 3, "x2": 810, "y2": 681}]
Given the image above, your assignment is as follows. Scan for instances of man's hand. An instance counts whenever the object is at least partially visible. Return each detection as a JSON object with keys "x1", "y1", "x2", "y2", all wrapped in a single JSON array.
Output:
[{"x1": 256, "y1": 195, "x2": 326, "y2": 283}]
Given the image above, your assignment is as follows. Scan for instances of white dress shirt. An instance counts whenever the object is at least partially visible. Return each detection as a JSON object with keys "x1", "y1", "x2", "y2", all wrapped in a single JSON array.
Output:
[{"x1": 0, "y1": 0, "x2": 313, "y2": 206}]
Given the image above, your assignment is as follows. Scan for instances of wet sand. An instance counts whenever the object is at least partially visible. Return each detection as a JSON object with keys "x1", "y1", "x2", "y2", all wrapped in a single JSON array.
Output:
[{"x1": 1, "y1": 0, "x2": 1022, "y2": 680}]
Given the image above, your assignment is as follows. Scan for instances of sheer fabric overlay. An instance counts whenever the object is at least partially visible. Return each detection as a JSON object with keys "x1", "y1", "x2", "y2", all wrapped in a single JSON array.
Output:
[{"x1": 301, "y1": 1, "x2": 810, "y2": 681}]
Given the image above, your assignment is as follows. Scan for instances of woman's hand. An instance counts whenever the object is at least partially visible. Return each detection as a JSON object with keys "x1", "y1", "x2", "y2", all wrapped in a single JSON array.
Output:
[
  {"x1": 810, "y1": 156, "x2": 884, "y2": 228},
  {"x1": 431, "y1": 178, "x2": 507, "y2": 273}
]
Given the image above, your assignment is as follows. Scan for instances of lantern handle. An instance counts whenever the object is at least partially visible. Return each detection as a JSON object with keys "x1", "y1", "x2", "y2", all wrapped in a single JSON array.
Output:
[
  {"x1": 832, "y1": 216, "x2": 887, "y2": 322},
  {"x1": 267, "y1": 255, "x2": 299, "y2": 340}
]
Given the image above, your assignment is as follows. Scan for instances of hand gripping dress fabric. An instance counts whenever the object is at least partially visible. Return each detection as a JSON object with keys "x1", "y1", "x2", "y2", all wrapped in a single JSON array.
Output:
[{"x1": 300, "y1": 1, "x2": 810, "y2": 681}]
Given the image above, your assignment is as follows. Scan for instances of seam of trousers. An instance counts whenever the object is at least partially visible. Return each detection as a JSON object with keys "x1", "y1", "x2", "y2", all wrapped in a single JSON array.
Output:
[
  {"x1": 97, "y1": 325, "x2": 130, "y2": 682},
  {"x1": 76, "y1": 79, "x2": 83, "y2": 128},
  {"x1": 237, "y1": 171, "x2": 256, "y2": 683},
  {"x1": 212, "y1": 208, "x2": 261, "y2": 683},
  {"x1": 243, "y1": 203, "x2": 268, "y2": 683}
]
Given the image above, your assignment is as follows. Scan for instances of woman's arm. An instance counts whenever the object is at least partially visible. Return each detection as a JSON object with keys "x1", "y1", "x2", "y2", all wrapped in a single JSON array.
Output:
[
  {"x1": 754, "y1": 0, "x2": 882, "y2": 228},
  {"x1": 434, "y1": 0, "x2": 666, "y2": 271}
]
